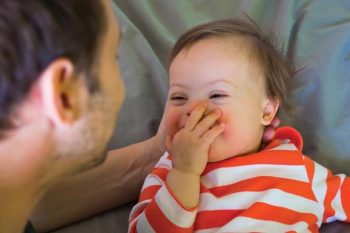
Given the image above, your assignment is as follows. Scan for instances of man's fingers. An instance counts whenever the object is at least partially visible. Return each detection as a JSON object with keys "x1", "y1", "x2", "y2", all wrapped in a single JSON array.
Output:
[
  {"x1": 270, "y1": 117, "x2": 280, "y2": 128},
  {"x1": 262, "y1": 126, "x2": 275, "y2": 144}
]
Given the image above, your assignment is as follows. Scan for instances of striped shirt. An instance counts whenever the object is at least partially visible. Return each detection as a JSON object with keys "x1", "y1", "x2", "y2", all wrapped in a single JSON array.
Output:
[{"x1": 128, "y1": 127, "x2": 350, "y2": 233}]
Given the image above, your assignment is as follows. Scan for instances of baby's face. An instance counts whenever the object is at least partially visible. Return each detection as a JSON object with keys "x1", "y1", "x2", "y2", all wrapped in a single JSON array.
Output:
[{"x1": 166, "y1": 36, "x2": 278, "y2": 162}]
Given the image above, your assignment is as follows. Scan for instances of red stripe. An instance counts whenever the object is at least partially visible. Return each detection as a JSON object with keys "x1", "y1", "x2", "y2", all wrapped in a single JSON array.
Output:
[
  {"x1": 150, "y1": 167, "x2": 169, "y2": 181},
  {"x1": 303, "y1": 156, "x2": 315, "y2": 184},
  {"x1": 242, "y1": 202, "x2": 318, "y2": 227},
  {"x1": 195, "y1": 202, "x2": 318, "y2": 232},
  {"x1": 263, "y1": 139, "x2": 282, "y2": 150},
  {"x1": 140, "y1": 185, "x2": 161, "y2": 202},
  {"x1": 203, "y1": 150, "x2": 304, "y2": 175},
  {"x1": 129, "y1": 221, "x2": 138, "y2": 233},
  {"x1": 322, "y1": 171, "x2": 340, "y2": 221},
  {"x1": 207, "y1": 176, "x2": 316, "y2": 200},
  {"x1": 145, "y1": 199, "x2": 193, "y2": 233},
  {"x1": 341, "y1": 177, "x2": 350, "y2": 221},
  {"x1": 195, "y1": 210, "x2": 242, "y2": 230}
]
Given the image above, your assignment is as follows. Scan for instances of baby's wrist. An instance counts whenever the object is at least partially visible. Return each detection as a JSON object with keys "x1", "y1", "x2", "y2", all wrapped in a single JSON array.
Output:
[
  {"x1": 166, "y1": 168, "x2": 201, "y2": 209},
  {"x1": 171, "y1": 167, "x2": 202, "y2": 179}
]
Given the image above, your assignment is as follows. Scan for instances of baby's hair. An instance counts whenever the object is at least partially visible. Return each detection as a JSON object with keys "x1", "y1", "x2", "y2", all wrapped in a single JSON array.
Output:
[{"x1": 169, "y1": 17, "x2": 297, "y2": 114}]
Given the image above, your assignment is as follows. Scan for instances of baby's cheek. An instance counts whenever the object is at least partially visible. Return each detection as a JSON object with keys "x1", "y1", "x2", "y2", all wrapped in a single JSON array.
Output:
[{"x1": 218, "y1": 113, "x2": 232, "y2": 138}]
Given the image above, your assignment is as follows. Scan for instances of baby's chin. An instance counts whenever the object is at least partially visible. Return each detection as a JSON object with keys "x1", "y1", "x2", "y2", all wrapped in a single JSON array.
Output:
[
  {"x1": 207, "y1": 146, "x2": 255, "y2": 163},
  {"x1": 207, "y1": 150, "x2": 238, "y2": 163}
]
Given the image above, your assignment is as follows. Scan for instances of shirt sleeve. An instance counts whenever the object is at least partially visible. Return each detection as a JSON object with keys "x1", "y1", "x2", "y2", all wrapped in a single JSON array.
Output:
[
  {"x1": 128, "y1": 152, "x2": 197, "y2": 233},
  {"x1": 303, "y1": 156, "x2": 350, "y2": 223}
]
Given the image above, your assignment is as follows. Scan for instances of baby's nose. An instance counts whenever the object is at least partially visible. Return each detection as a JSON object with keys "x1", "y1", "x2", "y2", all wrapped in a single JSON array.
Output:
[
  {"x1": 186, "y1": 100, "x2": 215, "y2": 117},
  {"x1": 186, "y1": 100, "x2": 206, "y2": 116}
]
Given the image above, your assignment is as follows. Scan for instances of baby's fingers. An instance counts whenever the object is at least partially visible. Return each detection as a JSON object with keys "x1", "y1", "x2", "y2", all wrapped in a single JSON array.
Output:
[
  {"x1": 200, "y1": 123, "x2": 225, "y2": 145},
  {"x1": 185, "y1": 103, "x2": 207, "y2": 131},
  {"x1": 193, "y1": 109, "x2": 221, "y2": 137}
]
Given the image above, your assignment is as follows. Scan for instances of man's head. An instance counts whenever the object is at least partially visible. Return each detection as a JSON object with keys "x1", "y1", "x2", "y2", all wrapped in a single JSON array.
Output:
[
  {"x1": 0, "y1": 0, "x2": 124, "y2": 182},
  {"x1": 166, "y1": 18, "x2": 295, "y2": 161}
]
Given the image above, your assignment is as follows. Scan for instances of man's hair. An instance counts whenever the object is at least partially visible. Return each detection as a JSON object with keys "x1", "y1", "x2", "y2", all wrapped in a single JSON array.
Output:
[
  {"x1": 169, "y1": 18, "x2": 296, "y2": 115},
  {"x1": 0, "y1": 0, "x2": 106, "y2": 134}
]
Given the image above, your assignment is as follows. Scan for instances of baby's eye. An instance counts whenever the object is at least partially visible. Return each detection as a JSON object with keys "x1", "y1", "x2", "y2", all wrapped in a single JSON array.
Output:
[
  {"x1": 210, "y1": 93, "x2": 227, "y2": 99},
  {"x1": 170, "y1": 96, "x2": 187, "y2": 101}
]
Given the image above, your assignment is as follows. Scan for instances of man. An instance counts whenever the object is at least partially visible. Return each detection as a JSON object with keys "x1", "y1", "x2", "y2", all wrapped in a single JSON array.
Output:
[
  {"x1": 0, "y1": 0, "x2": 124, "y2": 232},
  {"x1": 0, "y1": 0, "x2": 279, "y2": 232}
]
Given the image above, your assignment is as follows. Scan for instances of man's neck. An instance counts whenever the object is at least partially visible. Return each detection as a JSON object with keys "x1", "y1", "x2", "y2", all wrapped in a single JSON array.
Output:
[
  {"x1": 0, "y1": 184, "x2": 44, "y2": 233},
  {"x1": 0, "y1": 117, "x2": 55, "y2": 233}
]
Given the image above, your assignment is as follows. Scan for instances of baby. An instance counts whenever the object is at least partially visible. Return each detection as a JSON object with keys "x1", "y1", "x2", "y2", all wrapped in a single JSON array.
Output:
[{"x1": 128, "y1": 18, "x2": 350, "y2": 232}]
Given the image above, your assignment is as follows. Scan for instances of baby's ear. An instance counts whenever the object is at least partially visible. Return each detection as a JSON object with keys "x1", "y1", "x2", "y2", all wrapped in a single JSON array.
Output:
[{"x1": 261, "y1": 97, "x2": 280, "y2": 126}]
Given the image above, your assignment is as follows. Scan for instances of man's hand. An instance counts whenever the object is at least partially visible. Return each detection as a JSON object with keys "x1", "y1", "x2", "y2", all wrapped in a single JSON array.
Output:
[{"x1": 261, "y1": 117, "x2": 280, "y2": 149}]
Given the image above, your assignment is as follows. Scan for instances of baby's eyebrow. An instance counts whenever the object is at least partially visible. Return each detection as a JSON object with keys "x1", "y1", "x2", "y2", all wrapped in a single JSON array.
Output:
[
  {"x1": 169, "y1": 83, "x2": 188, "y2": 89},
  {"x1": 207, "y1": 79, "x2": 236, "y2": 88},
  {"x1": 208, "y1": 79, "x2": 231, "y2": 85}
]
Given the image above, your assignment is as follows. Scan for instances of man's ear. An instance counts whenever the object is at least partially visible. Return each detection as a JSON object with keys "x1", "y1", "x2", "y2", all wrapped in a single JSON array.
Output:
[
  {"x1": 36, "y1": 58, "x2": 83, "y2": 126},
  {"x1": 261, "y1": 97, "x2": 280, "y2": 126}
]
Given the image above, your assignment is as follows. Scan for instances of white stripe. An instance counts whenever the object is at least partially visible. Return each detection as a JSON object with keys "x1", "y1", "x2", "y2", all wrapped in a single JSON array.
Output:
[
  {"x1": 135, "y1": 212, "x2": 156, "y2": 233},
  {"x1": 141, "y1": 175, "x2": 164, "y2": 192},
  {"x1": 155, "y1": 185, "x2": 197, "y2": 228},
  {"x1": 141, "y1": 152, "x2": 171, "y2": 192},
  {"x1": 327, "y1": 174, "x2": 347, "y2": 222},
  {"x1": 269, "y1": 143, "x2": 298, "y2": 151},
  {"x1": 311, "y1": 161, "x2": 329, "y2": 225},
  {"x1": 201, "y1": 164, "x2": 308, "y2": 188},
  {"x1": 128, "y1": 201, "x2": 154, "y2": 233},
  {"x1": 195, "y1": 216, "x2": 311, "y2": 233},
  {"x1": 194, "y1": 227, "x2": 220, "y2": 233},
  {"x1": 326, "y1": 215, "x2": 339, "y2": 223},
  {"x1": 129, "y1": 200, "x2": 149, "y2": 221},
  {"x1": 155, "y1": 151, "x2": 172, "y2": 168},
  {"x1": 199, "y1": 189, "x2": 320, "y2": 215}
]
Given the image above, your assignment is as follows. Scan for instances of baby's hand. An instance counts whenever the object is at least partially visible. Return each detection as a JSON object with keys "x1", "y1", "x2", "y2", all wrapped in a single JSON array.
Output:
[{"x1": 167, "y1": 104, "x2": 225, "y2": 176}]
